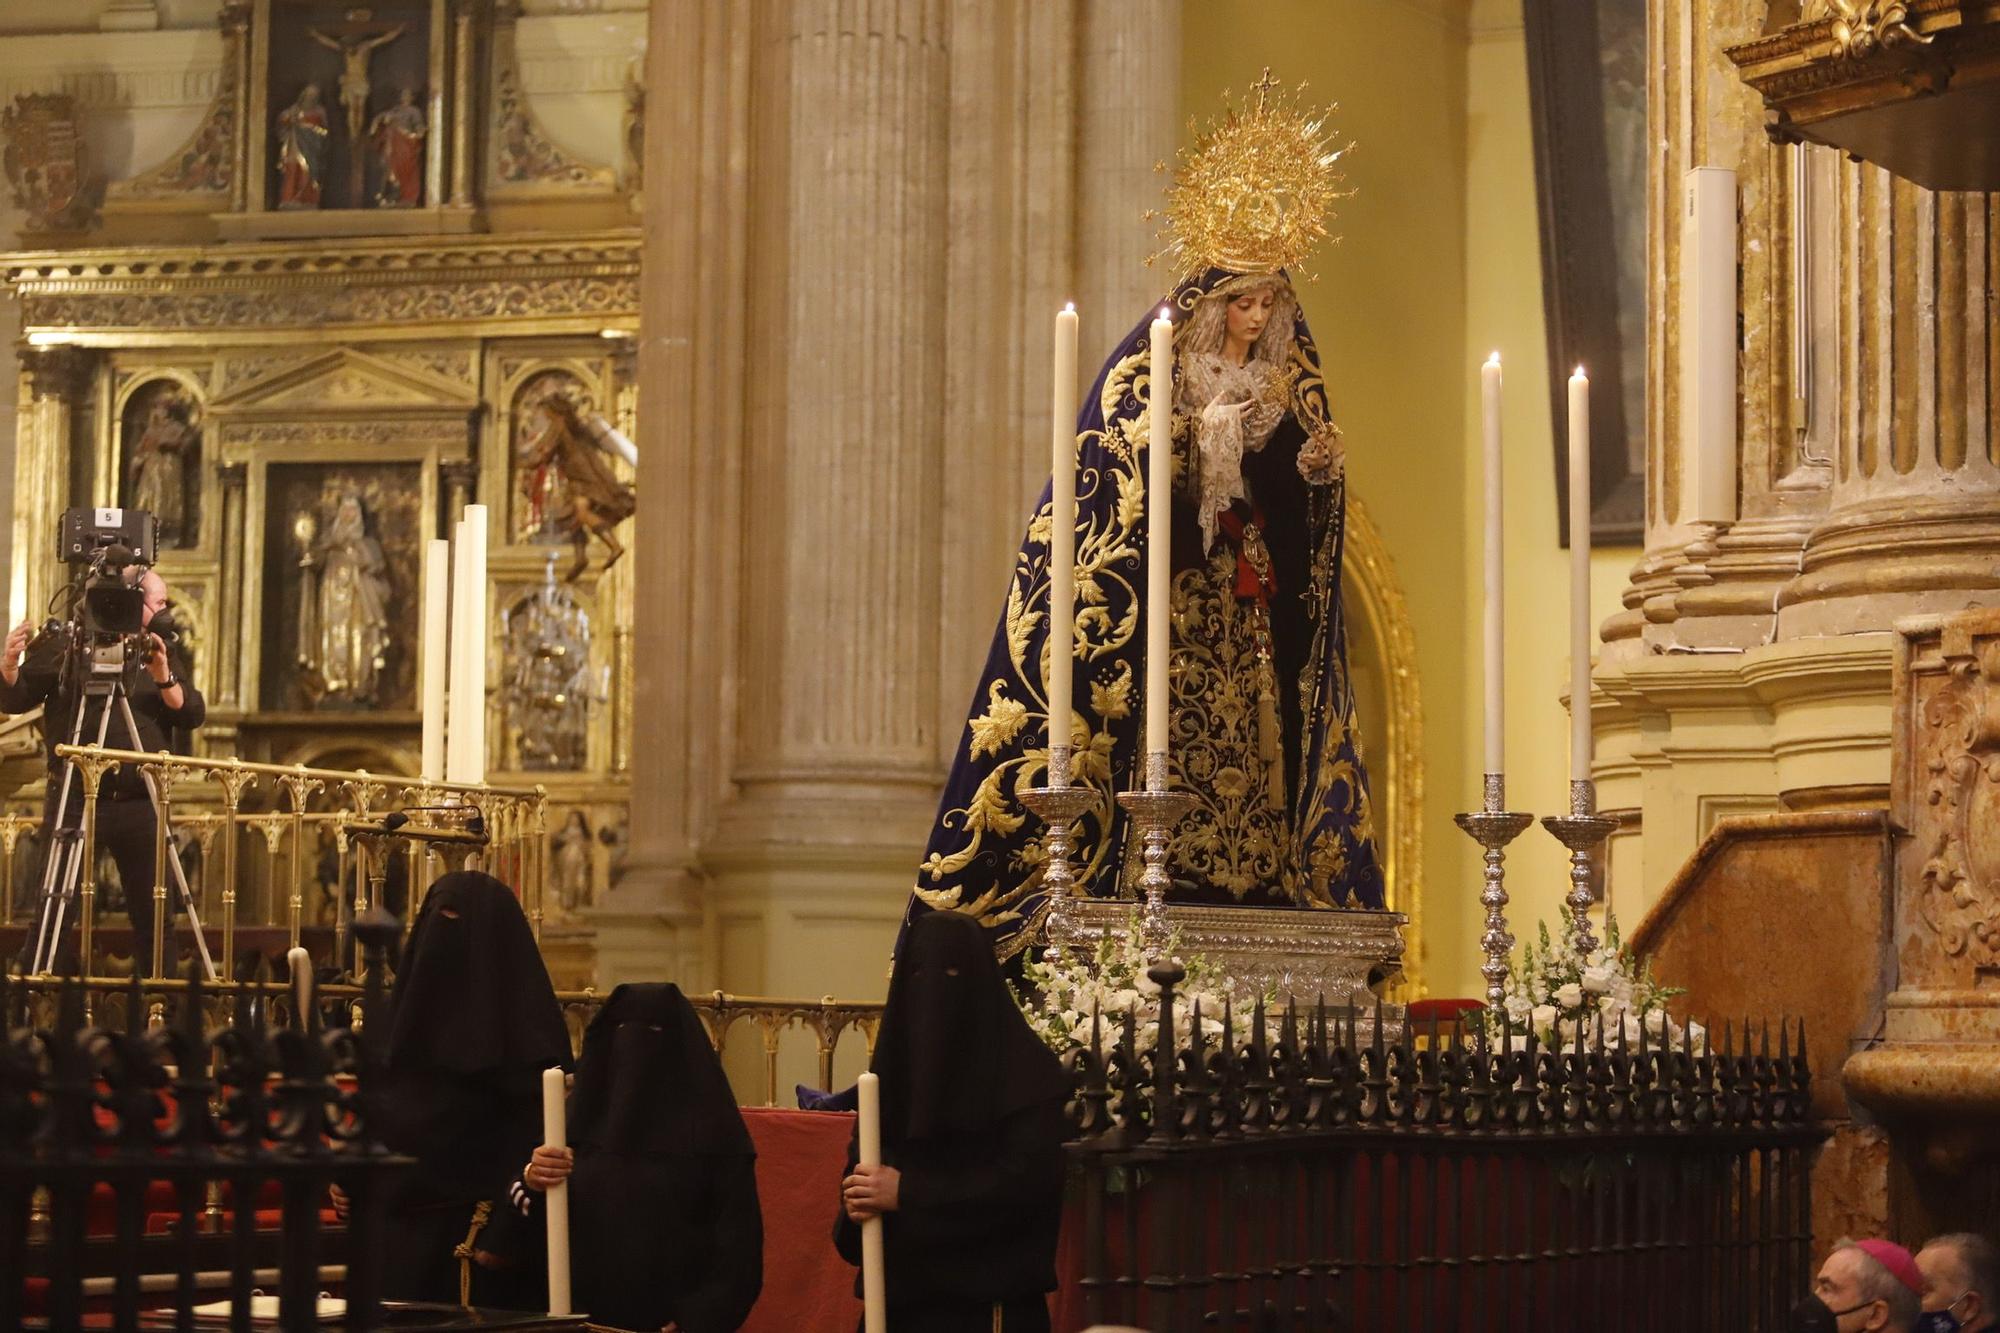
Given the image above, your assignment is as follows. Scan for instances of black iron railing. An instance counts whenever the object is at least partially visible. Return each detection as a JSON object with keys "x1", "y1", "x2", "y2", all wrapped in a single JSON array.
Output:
[
  {"x1": 0, "y1": 920, "x2": 409, "y2": 1331},
  {"x1": 1062, "y1": 963, "x2": 1821, "y2": 1333},
  {"x1": 5, "y1": 975, "x2": 882, "y2": 1108}
]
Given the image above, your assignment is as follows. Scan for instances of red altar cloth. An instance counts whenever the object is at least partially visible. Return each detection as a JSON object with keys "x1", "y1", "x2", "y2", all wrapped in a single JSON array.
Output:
[{"x1": 740, "y1": 1107, "x2": 863, "y2": 1333}]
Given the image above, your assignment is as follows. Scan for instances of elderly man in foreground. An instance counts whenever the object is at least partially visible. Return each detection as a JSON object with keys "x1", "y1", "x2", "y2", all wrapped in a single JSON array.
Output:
[
  {"x1": 1797, "y1": 1238, "x2": 1924, "y2": 1332},
  {"x1": 1917, "y1": 1233, "x2": 1999, "y2": 1333}
]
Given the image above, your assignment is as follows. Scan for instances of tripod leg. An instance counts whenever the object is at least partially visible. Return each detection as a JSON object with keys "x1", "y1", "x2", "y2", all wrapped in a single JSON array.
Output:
[
  {"x1": 115, "y1": 694, "x2": 218, "y2": 984},
  {"x1": 27, "y1": 690, "x2": 112, "y2": 975}
]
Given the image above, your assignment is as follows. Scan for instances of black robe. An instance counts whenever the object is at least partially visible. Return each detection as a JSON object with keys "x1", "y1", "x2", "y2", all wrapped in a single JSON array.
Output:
[
  {"x1": 510, "y1": 983, "x2": 763, "y2": 1332},
  {"x1": 833, "y1": 912, "x2": 1070, "y2": 1331},
  {"x1": 371, "y1": 870, "x2": 572, "y2": 1309}
]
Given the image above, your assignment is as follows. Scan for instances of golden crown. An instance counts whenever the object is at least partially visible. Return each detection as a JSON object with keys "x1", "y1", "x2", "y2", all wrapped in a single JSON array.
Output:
[{"x1": 1148, "y1": 70, "x2": 1354, "y2": 283}]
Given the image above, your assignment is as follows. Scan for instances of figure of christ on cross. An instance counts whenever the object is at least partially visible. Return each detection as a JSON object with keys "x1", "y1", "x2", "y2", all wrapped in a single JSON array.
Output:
[{"x1": 307, "y1": 15, "x2": 410, "y2": 205}]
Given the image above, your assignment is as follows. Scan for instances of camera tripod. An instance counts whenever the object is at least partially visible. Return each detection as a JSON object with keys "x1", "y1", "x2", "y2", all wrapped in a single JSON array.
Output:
[{"x1": 25, "y1": 651, "x2": 217, "y2": 981}]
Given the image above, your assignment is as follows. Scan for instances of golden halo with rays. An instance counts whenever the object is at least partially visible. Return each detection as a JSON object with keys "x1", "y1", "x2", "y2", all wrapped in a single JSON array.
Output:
[{"x1": 1147, "y1": 68, "x2": 1355, "y2": 284}]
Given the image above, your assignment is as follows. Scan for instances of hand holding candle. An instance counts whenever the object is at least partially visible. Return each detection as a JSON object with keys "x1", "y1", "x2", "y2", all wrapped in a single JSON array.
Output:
[
  {"x1": 541, "y1": 1065, "x2": 571, "y2": 1316},
  {"x1": 856, "y1": 1070, "x2": 886, "y2": 1333},
  {"x1": 1144, "y1": 307, "x2": 1175, "y2": 781}
]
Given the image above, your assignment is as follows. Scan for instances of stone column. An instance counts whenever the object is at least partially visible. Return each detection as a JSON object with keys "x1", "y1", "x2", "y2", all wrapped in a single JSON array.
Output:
[
  {"x1": 1607, "y1": 0, "x2": 1833, "y2": 657},
  {"x1": 1775, "y1": 179, "x2": 2000, "y2": 638},
  {"x1": 590, "y1": 0, "x2": 749, "y2": 990},
  {"x1": 1075, "y1": 0, "x2": 1180, "y2": 372},
  {"x1": 605, "y1": 0, "x2": 1177, "y2": 1011},
  {"x1": 705, "y1": 0, "x2": 953, "y2": 994},
  {"x1": 10, "y1": 346, "x2": 94, "y2": 630}
]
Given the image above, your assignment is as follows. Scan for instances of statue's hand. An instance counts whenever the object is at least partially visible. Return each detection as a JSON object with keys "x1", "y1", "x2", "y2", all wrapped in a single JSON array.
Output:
[{"x1": 1296, "y1": 424, "x2": 1345, "y2": 485}]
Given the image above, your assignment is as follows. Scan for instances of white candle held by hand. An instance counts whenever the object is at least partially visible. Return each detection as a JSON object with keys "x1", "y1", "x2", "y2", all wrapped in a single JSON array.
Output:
[
  {"x1": 857, "y1": 1071, "x2": 886, "y2": 1333},
  {"x1": 542, "y1": 1065, "x2": 571, "y2": 1316}
]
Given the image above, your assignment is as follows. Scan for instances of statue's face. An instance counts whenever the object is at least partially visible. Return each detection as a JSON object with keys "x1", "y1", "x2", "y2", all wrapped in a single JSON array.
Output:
[
  {"x1": 302, "y1": 86, "x2": 321, "y2": 108},
  {"x1": 337, "y1": 497, "x2": 361, "y2": 526},
  {"x1": 1225, "y1": 286, "x2": 1278, "y2": 349}
]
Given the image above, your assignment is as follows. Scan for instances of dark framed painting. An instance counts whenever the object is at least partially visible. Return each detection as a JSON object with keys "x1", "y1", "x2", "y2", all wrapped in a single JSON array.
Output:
[{"x1": 1525, "y1": 0, "x2": 1648, "y2": 546}]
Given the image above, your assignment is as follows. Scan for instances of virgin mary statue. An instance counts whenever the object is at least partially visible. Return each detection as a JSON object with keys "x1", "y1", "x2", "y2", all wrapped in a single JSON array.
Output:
[{"x1": 911, "y1": 74, "x2": 1384, "y2": 962}]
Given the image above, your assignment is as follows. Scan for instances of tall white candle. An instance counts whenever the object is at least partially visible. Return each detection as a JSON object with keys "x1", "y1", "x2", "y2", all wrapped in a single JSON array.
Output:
[
  {"x1": 1145, "y1": 307, "x2": 1174, "y2": 779},
  {"x1": 420, "y1": 539, "x2": 449, "y2": 783},
  {"x1": 446, "y1": 519, "x2": 471, "y2": 784},
  {"x1": 1048, "y1": 304, "x2": 1079, "y2": 784},
  {"x1": 1568, "y1": 368, "x2": 1593, "y2": 783},
  {"x1": 1481, "y1": 353, "x2": 1504, "y2": 777},
  {"x1": 465, "y1": 504, "x2": 488, "y2": 784},
  {"x1": 447, "y1": 506, "x2": 489, "y2": 786},
  {"x1": 541, "y1": 1065, "x2": 571, "y2": 1316},
  {"x1": 856, "y1": 1071, "x2": 886, "y2": 1333},
  {"x1": 1682, "y1": 166, "x2": 1739, "y2": 525}
]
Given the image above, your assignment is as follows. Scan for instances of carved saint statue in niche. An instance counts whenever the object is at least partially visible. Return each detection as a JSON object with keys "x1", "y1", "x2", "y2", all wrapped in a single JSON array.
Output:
[
  {"x1": 275, "y1": 85, "x2": 329, "y2": 209},
  {"x1": 369, "y1": 87, "x2": 425, "y2": 207},
  {"x1": 295, "y1": 491, "x2": 392, "y2": 708},
  {"x1": 553, "y1": 810, "x2": 592, "y2": 914},
  {"x1": 515, "y1": 389, "x2": 636, "y2": 579},
  {"x1": 126, "y1": 387, "x2": 199, "y2": 548}
]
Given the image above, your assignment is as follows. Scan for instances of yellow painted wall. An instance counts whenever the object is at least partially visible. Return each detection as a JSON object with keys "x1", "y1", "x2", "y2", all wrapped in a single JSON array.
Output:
[
  {"x1": 1183, "y1": 0, "x2": 1642, "y2": 997},
  {"x1": 1461, "y1": 3, "x2": 1638, "y2": 982}
]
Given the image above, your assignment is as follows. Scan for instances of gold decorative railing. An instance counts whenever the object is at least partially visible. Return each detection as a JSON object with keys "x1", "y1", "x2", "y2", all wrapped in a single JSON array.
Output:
[
  {"x1": 6, "y1": 976, "x2": 882, "y2": 1109},
  {"x1": 7, "y1": 744, "x2": 549, "y2": 979}
]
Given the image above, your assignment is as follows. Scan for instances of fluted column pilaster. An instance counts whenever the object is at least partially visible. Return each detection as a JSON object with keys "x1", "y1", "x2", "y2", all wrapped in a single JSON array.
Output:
[
  {"x1": 1075, "y1": 0, "x2": 1180, "y2": 372},
  {"x1": 1609, "y1": 0, "x2": 1832, "y2": 656},
  {"x1": 722, "y1": 0, "x2": 950, "y2": 844},
  {"x1": 10, "y1": 346, "x2": 95, "y2": 631},
  {"x1": 1775, "y1": 176, "x2": 2000, "y2": 638}
]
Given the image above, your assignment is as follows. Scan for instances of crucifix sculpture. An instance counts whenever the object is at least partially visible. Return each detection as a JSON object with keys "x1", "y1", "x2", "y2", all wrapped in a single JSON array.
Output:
[{"x1": 307, "y1": 13, "x2": 410, "y2": 205}]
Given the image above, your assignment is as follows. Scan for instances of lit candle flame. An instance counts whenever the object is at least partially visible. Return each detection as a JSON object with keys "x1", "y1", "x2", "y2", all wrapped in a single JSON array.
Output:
[
  {"x1": 1573, "y1": 365, "x2": 1587, "y2": 379},
  {"x1": 1063, "y1": 301, "x2": 1075, "y2": 313},
  {"x1": 1486, "y1": 351, "x2": 1501, "y2": 366}
]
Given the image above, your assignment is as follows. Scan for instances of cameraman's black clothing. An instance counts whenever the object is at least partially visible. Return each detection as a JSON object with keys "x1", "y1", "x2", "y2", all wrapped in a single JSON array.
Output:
[{"x1": 1, "y1": 628, "x2": 204, "y2": 976}]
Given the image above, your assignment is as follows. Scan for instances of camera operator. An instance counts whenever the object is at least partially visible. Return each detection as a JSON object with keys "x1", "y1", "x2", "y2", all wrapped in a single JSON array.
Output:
[{"x1": 2, "y1": 567, "x2": 204, "y2": 976}]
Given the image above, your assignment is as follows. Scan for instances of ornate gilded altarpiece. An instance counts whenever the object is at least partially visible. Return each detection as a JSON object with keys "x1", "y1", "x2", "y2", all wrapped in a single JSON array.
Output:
[{"x1": 1, "y1": 0, "x2": 640, "y2": 985}]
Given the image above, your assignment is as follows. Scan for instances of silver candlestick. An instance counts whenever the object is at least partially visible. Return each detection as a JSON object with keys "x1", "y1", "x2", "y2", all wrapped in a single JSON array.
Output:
[
  {"x1": 1117, "y1": 752, "x2": 1193, "y2": 958},
  {"x1": 1021, "y1": 747, "x2": 1098, "y2": 964},
  {"x1": 1540, "y1": 778, "x2": 1618, "y2": 960},
  {"x1": 1453, "y1": 772, "x2": 1534, "y2": 1012}
]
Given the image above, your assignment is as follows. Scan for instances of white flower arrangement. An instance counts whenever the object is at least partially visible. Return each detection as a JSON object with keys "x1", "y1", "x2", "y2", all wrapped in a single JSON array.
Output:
[
  {"x1": 1012, "y1": 915, "x2": 1272, "y2": 1054},
  {"x1": 1493, "y1": 915, "x2": 1703, "y2": 1052}
]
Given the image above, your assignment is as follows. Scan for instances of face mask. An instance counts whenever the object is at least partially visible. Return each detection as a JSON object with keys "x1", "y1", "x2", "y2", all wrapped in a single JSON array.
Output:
[
  {"x1": 1917, "y1": 1304, "x2": 1963, "y2": 1333},
  {"x1": 1791, "y1": 1294, "x2": 1875, "y2": 1333}
]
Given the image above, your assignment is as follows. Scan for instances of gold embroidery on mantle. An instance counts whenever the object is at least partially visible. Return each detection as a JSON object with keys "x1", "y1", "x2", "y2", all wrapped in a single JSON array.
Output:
[
  {"x1": 1132, "y1": 544, "x2": 1302, "y2": 904},
  {"x1": 913, "y1": 348, "x2": 1149, "y2": 933}
]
